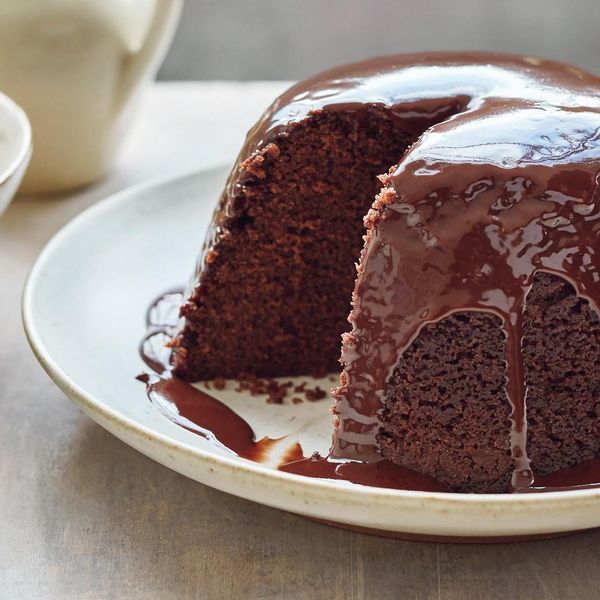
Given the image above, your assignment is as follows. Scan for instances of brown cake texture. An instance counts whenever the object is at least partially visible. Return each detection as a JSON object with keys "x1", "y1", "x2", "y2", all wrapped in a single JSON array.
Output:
[
  {"x1": 377, "y1": 311, "x2": 513, "y2": 493},
  {"x1": 174, "y1": 110, "x2": 422, "y2": 379},
  {"x1": 523, "y1": 273, "x2": 600, "y2": 476},
  {"x1": 172, "y1": 52, "x2": 600, "y2": 493},
  {"x1": 377, "y1": 273, "x2": 600, "y2": 493}
]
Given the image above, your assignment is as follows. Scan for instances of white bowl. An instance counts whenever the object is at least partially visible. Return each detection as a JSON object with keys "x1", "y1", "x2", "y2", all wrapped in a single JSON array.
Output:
[{"x1": 0, "y1": 91, "x2": 31, "y2": 216}]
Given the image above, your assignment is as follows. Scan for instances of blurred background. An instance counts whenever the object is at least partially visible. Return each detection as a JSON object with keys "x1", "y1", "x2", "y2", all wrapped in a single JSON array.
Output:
[
  {"x1": 159, "y1": 0, "x2": 600, "y2": 81},
  {"x1": 1, "y1": 0, "x2": 598, "y2": 200}
]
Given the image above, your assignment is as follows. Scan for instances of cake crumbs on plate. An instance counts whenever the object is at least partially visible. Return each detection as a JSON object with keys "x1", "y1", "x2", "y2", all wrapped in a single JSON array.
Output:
[{"x1": 203, "y1": 375, "x2": 329, "y2": 404}]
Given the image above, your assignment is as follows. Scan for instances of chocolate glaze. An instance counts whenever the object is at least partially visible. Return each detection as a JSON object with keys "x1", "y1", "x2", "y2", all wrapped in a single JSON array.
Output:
[
  {"x1": 238, "y1": 52, "x2": 600, "y2": 156},
  {"x1": 139, "y1": 289, "x2": 282, "y2": 461},
  {"x1": 528, "y1": 457, "x2": 600, "y2": 492},
  {"x1": 142, "y1": 291, "x2": 600, "y2": 492},
  {"x1": 136, "y1": 372, "x2": 282, "y2": 461},
  {"x1": 139, "y1": 291, "x2": 451, "y2": 488},
  {"x1": 184, "y1": 52, "x2": 600, "y2": 302},
  {"x1": 175, "y1": 53, "x2": 600, "y2": 491},
  {"x1": 314, "y1": 54, "x2": 600, "y2": 491},
  {"x1": 279, "y1": 455, "x2": 449, "y2": 492}
]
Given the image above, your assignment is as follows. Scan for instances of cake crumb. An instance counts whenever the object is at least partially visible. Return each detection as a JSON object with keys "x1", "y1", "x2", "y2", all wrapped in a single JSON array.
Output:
[
  {"x1": 213, "y1": 378, "x2": 226, "y2": 390},
  {"x1": 305, "y1": 386, "x2": 326, "y2": 401},
  {"x1": 205, "y1": 249, "x2": 219, "y2": 264},
  {"x1": 234, "y1": 375, "x2": 329, "y2": 404}
]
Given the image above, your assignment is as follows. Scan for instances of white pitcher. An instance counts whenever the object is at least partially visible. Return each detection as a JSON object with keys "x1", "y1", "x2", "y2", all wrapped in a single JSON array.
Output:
[{"x1": 0, "y1": 0, "x2": 182, "y2": 194}]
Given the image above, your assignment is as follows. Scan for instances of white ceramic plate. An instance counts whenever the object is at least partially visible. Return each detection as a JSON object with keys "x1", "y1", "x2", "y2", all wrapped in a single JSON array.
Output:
[
  {"x1": 0, "y1": 91, "x2": 31, "y2": 216},
  {"x1": 23, "y1": 166, "x2": 600, "y2": 540}
]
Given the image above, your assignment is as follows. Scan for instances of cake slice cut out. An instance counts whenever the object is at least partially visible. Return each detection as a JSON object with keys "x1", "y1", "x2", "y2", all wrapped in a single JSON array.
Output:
[{"x1": 173, "y1": 107, "x2": 460, "y2": 379}]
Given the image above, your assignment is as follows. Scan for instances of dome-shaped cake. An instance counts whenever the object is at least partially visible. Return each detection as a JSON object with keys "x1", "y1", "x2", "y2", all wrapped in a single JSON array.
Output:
[{"x1": 172, "y1": 52, "x2": 600, "y2": 493}]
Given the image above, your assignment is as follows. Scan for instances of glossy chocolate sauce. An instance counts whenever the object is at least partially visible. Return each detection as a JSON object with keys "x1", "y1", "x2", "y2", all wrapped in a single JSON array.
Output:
[
  {"x1": 136, "y1": 372, "x2": 281, "y2": 461},
  {"x1": 279, "y1": 455, "x2": 448, "y2": 492},
  {"x1": 317, "y1": 55, "x2": 600, "y2": 491},
  {"x1": 139, "y1": 290, "x2": 282, "y2": 461},
  {"x1": 140, "y1": 289, "x2": 600, "y2": 493},
  {"x1": 139, "y1": 290, "x2": 446, "y2": 489},
  {"x1": 150, "y1": 53, "x2": 600, "y2": 492}
]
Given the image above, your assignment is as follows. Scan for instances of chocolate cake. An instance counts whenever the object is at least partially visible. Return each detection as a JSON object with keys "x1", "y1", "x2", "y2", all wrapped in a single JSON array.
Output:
[{"x1": 172, "y1": 52, "x2": 600, "y2": 493}]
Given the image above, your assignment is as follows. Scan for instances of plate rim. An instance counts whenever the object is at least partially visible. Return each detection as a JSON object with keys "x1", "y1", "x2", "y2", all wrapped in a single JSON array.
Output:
[{"x1": 21, "y1": 166, "x2": 600, "y2": 536}]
